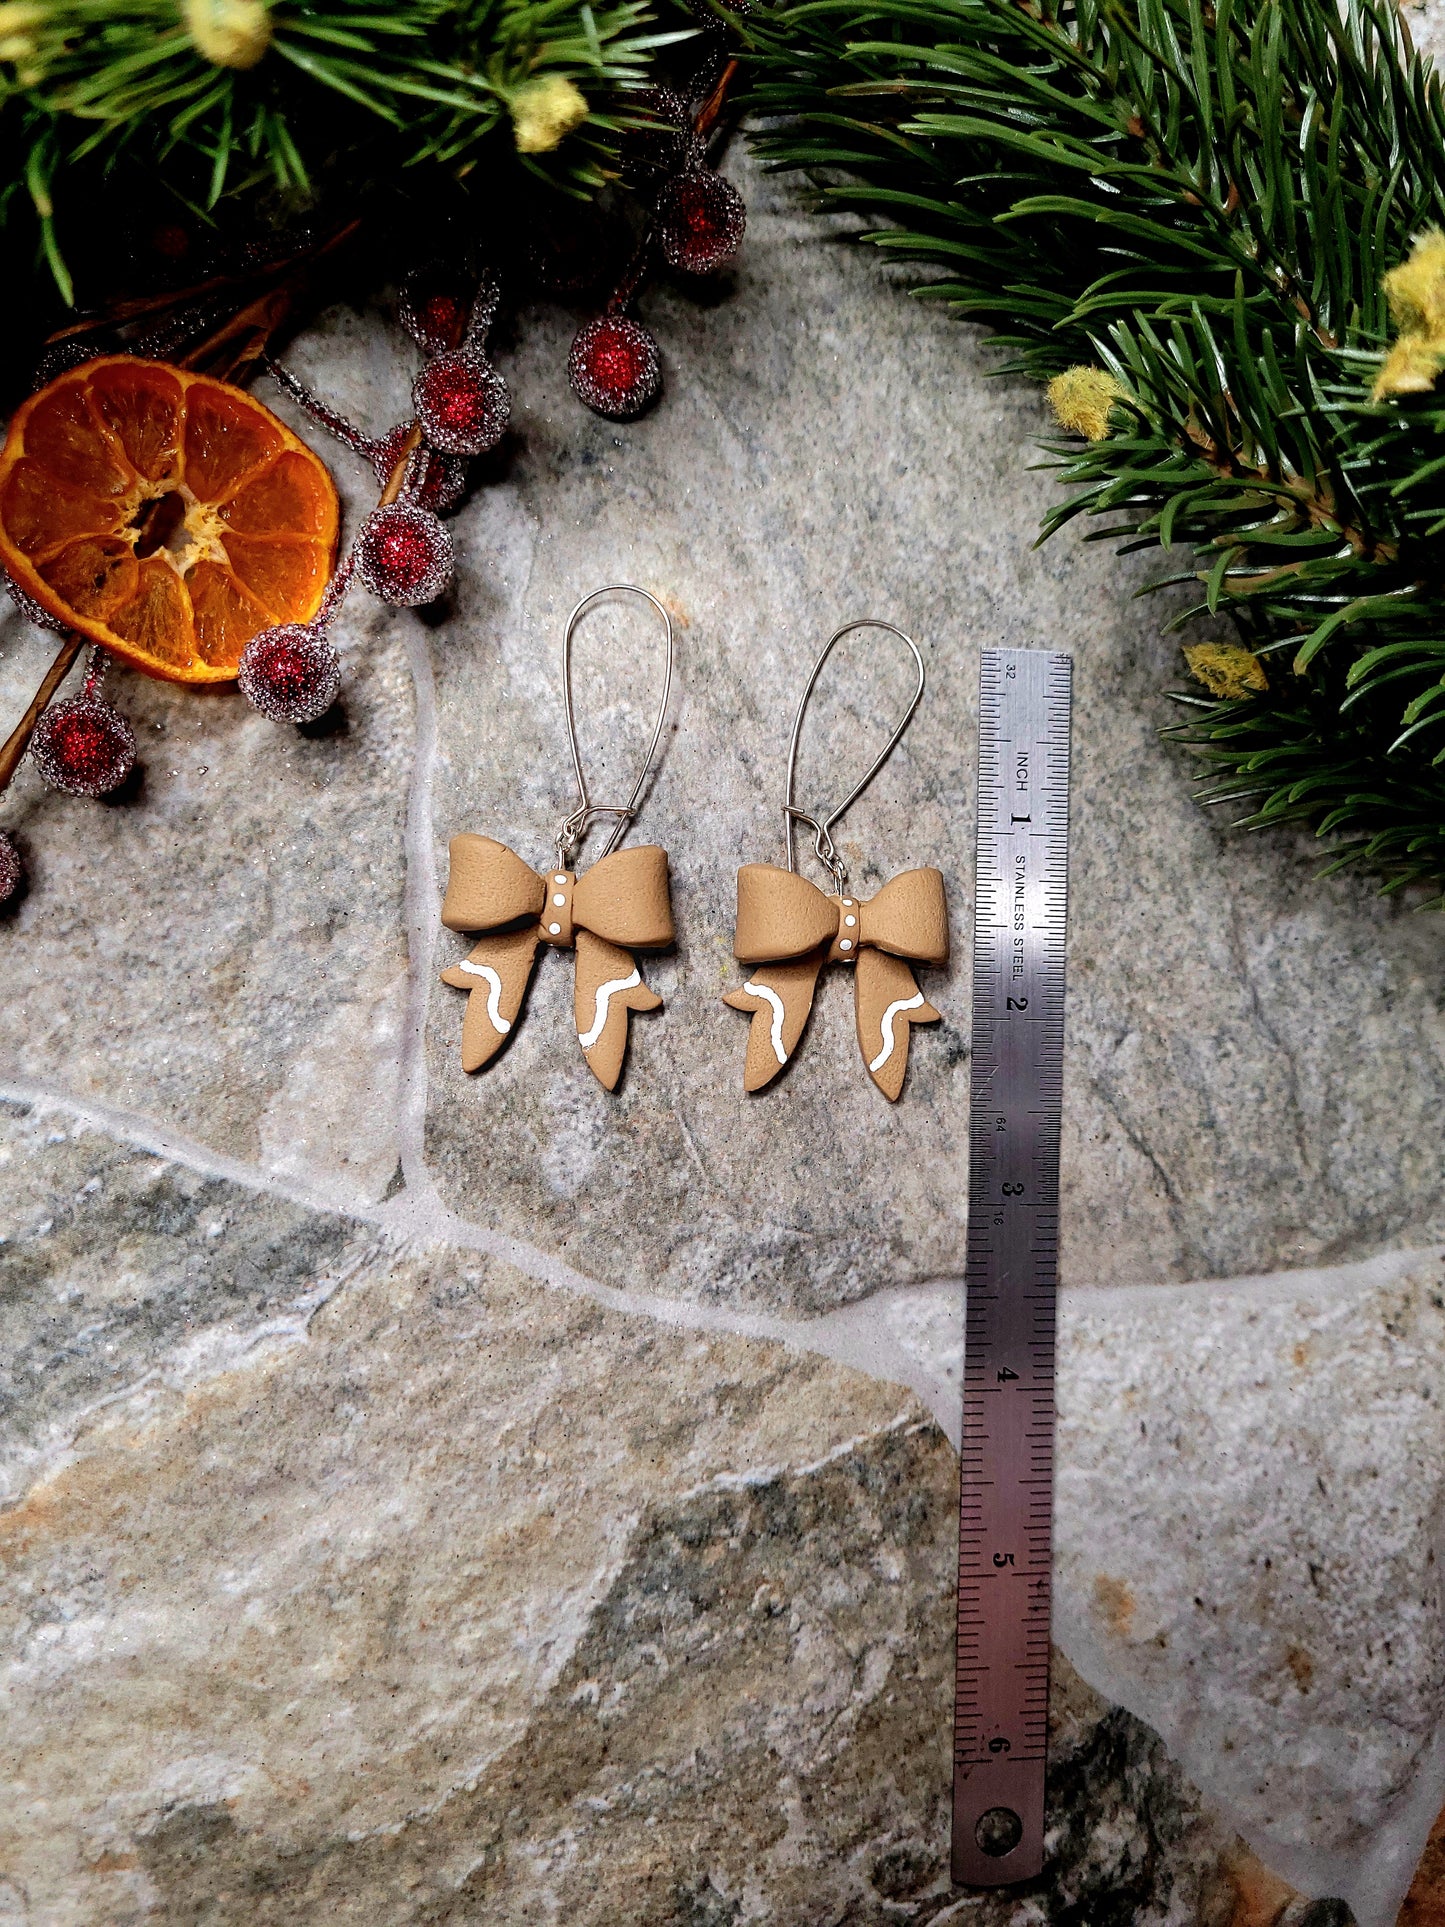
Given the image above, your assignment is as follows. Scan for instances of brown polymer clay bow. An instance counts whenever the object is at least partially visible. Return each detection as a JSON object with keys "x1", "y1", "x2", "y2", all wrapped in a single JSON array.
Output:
[
  {"x1": 440, "y1": 835, "x2": 674, "y2": 1089},
  {"x1": 440, "y1": 584, "x2": 675, "y2": 1091},
  {"x1": 725, "y1": 862, "x2": 947, "y2": 1099},
  {"x1": 724, "y1": 618, "x2": 949, "y2": 1100}
]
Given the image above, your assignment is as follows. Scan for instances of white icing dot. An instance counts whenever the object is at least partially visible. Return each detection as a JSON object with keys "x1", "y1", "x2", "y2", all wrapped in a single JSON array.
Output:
[
  {"x1": 844, "y1": 914, "x2": 857, "y2": 927},
  {"x1": 839, "y1": 938, "x2": 853, "y2": 951},
  {"x1": 843, "y1": 899, "x2": 853, "y2": 907},
  {"x1": 555, "y1": 874, "x2": 567, "y2": 884},
  {"x1": 553, "y1": 893, "x2": 566, "y2": 906},
  {"x1": 548, "y1": 922, "x2": 562, "y2": 935}
]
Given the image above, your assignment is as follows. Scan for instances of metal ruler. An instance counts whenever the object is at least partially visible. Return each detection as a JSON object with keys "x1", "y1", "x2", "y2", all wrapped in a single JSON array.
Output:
[{"x1": 952, "y1": 648, "x2": 1072, "y2": 1888}]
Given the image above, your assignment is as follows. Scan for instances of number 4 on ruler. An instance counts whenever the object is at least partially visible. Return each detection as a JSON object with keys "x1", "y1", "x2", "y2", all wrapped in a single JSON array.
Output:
[{"x1": 953, "y1": 649, "x2": 1072, "y2": 1887}]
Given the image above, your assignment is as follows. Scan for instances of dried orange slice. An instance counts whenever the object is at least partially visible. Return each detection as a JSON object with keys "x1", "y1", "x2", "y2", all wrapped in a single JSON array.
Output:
[{"x1": 0, "y1": 356, "x2": 339, "y2": 683}]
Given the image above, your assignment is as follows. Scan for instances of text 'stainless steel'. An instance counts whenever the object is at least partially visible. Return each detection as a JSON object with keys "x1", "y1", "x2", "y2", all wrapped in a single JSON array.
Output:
[{"x1": 953, "y1": 648, "x2": 1072, "y2": 1887}]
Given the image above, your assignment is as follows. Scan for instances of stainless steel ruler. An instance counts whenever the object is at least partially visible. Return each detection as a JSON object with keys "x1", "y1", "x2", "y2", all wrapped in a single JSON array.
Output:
[{"x1": 952, "y1": 647, "x2": 1072, "y2": 1888}]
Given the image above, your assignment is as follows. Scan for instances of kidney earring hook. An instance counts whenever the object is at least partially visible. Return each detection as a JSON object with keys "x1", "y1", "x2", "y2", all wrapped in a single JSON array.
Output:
[
  {"x1": 784, "y1": 618, "x2": 925, "y2": 895},
  {"x1": 555, "y1": 584, "x2": 674, "y2": 869}
]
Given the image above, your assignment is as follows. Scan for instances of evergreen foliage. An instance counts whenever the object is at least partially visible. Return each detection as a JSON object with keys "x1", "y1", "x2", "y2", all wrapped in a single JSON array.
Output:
[
  {"x1": 745, "y1": 0, "x2": 1445, "y2": 897},
  {"x1": 1, "y1": 0, "x2": 685, "y2": 302}
]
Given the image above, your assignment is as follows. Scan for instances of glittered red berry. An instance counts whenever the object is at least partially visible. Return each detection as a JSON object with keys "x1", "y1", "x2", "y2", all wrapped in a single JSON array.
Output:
[
  {"x1": 0, "y1": 830, "x2": 21, "y2": 907},
  {"x1": 356, "y1": 503, "x2": 454, "y2": 607},
  {"x1": 238, "y1": 624, "x2": 342, "y2": 723},
  {"x1": 657, "y1": 170, "x2": 746, "y2": 275},
  {"x1": 398, "y1": 266, "x2": 472, "y2": 358},
  {"x1": 30, "y1": 693, "x2": 136, "y2": 797},
  {"x1": 413, "y1": 350, "x2": 510, "y2": 456},
  {"x1": 569, "y1": 317, "x2": 661, "y2": 421}
]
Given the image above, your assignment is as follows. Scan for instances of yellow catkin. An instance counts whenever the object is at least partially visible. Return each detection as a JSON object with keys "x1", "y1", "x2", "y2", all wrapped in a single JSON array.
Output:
[
  {"x1": 510, "y1": 75, "x2": 589, "y2": 154},
  {"x1": 1382, "y1": 229, "x2": 1445, "y2": 336},
  {"x1": 1184, "y1": 642, "x2": 1269, "y2": 700},
  {"x1": 183, "y1": 0, "x2": 271, "y2": 69},
  {"x1": 1375, "y1": 231, "x2": 1445, "y2": 400},
  {"x1": 1046, "y1": 366, "x2": 1126, "y2": 441},
  {"x1": 0, "y1": 1, "x2": 48, "y2": 61},
  {"x1": 1373, "y1": 333, "x2": 1445, "y2": 402}
]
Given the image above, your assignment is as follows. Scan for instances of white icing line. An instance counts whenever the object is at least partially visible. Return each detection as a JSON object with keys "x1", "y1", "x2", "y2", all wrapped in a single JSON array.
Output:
[
  {"x1": 744, "y1": 978, "x2": 788, "y2": 1065},
  {"x1": 578, "y1": 968, "x2": 641, "y2": 1050},
  {"x1": 458, "y1": 961, "x2": 511, "y2": 1035},
  {"x1": 868, "y1": 992, "x2": 924, "y2": 1073}
]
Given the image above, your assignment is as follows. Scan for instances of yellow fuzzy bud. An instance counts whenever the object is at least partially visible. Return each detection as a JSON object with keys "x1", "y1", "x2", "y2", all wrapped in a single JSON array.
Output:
[
  {"x1": 183, "y1": 0, "x2": 271, "y2": 69},
  {"x1": 510, "y1": 75, "x2": 589, "y2": 154},
  {"x1": 1046, "y1": 365, "x2": 1126, "y2": 441},
  {"x1": 0, "y1": 2, "x2": 47, "y2": 61},
  {"x1": 1183, "y1": 643, "x2": 1268, "y2": 700},
  {"x1": 1372, "y1": 333, "x2": 1445, "y2": 402},
  {"x1": 1382, "y1": 229, "x2": 1445, "y2": 338}
]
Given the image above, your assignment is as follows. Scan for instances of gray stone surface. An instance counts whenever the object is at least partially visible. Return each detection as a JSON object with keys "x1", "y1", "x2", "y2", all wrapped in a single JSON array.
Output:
[
  {"x1": 0, "y1": 1184, "x2": 1291, "y2": 1927},
  {"x1": 0, "y1": 1095, "x2": 377, "y2": 1494},
  {"x1": 0, "y1": 424, "x2": 413, "y2": 1210},
  {"x1": 421, "y1": 149, "x2": 1445, "y2": 1313},
  {"x1": 0, "y1": 121, "x2": 1438, "y2": 1927}
]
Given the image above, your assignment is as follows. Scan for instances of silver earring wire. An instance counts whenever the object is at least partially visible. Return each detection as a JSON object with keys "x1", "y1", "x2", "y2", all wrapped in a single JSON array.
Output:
[
  {"x1": 784, "y1": 618, "x2": 925, "y2": 895},
  {"x1": 555, "y1": 583, "x2": 675, "y2": 868}
]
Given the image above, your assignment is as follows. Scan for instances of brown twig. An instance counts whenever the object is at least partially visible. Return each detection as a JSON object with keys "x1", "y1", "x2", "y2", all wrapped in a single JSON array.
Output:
[
  {"x1": 378, "y1": 424, "x2": 424, "y2": 506},
  {"x1": 0, "y1": 636, "x2": 83, "y2": 792},
  {"x1": 695, "y1": 57, "x2": 742, "y2": 140}
]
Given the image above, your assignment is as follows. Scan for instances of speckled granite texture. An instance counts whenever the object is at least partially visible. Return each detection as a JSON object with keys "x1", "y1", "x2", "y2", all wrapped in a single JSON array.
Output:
[{"x1": 0, "y1": 127, "x2": 1439, "y2": 1926}]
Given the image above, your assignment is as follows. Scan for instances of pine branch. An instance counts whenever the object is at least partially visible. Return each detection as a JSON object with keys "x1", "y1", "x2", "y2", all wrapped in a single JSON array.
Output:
[
  {"x1": 0, "y1": 0, "x2": 696, "y2": 297},
  {"x1": 744, "y1": 0, "x2": 1445, "y2": 895}
]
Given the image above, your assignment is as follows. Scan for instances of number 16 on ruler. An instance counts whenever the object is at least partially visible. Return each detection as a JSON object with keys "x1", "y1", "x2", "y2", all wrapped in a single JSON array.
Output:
[{"x1": 953, "y1": 649, "x2": 1071, "y2": 1887}]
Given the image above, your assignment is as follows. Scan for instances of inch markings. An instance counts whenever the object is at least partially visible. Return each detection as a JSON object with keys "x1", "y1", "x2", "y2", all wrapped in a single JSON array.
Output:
[{"x1": 952, "y1": 648, "x2": 1072, "y2": 1888}]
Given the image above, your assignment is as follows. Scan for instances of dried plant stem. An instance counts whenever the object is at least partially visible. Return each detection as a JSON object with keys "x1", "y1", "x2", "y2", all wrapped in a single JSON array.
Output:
[{"x1": 0, "y1": 636, "x2": 83, "y2": 794}]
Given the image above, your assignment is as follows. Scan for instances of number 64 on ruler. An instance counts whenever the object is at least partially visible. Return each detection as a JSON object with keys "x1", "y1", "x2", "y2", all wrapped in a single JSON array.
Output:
[{"x1": 953, "y1": 649, "x2": 1072, "y2": 1887}]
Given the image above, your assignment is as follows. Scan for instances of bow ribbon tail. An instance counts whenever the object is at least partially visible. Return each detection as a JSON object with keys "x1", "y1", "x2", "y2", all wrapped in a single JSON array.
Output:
[
  {"x1": 574, "y1": 930, "x2": 662, "y2": 1091},
  {"x1": 440, "y1": 926, "x2": 541, "y2": 1072},
  {"x1": 723, "y1": 948, "x2": 827, "y2": 1092},
  {"x1": 855, "y1": 948, "x2": 941, "y2": 1101}
]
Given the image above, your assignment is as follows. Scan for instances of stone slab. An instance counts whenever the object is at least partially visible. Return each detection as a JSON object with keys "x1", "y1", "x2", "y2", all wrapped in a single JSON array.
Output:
[
  {"x1": 0, "y1": 1195, "x2": 1306, "y2": 1926},
  {"x1": 0, "y1": 1094, "x2": 378, "y2": 1496},
  {"x1": 421, "y1": 146, "x2": 1445, "y2": 1313}
]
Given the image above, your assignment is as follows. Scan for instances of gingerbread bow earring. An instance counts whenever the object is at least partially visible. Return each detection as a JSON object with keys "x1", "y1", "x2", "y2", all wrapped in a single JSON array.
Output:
[
  {"x1": 725, "y1": 619, "x2": 948, "y2": 1100},
  {"x1": 440, "y1": 584, "x2": 675, "y2": 1090}
]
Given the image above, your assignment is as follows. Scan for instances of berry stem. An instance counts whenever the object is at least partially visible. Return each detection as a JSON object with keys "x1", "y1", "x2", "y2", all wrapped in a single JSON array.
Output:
[
  {"x1": 265, "y1": 358, "x2": 378, "y2": 458},
  {"x1": 0, "y1": 636, "x2": 84, "y2": 794},
  {"x1": 605, "y1": 53, "x2": 744, "y2": 316},
  {"x1": 695, "y1": 57, "x2": 742, "y2": 140},
  {"x1": 378, "y1": 426, "x2": 424, "y2": 506}
]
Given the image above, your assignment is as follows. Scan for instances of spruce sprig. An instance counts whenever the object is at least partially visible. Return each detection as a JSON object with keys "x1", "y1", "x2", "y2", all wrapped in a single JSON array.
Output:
[
  {"x1": 2, "y1": 0, "x2": 690, "y2": 300},
  {"x1": 744, "y1": 0, "x2": 1445, "y2": 897}
]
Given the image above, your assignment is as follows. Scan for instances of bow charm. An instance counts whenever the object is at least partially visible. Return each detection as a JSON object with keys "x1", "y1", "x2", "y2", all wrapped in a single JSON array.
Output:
[
  {"x1": 724, "y1": 863, "x2": 948, "y2": 1099},
  {"x1": 440, "y1": 834, "x2": 673, "y2": 1089}
]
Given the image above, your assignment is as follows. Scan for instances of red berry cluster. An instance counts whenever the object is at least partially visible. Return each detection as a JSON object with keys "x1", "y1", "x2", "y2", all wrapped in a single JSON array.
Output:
[
  {"x1": 569, "y1": 87, "x2": 746, "y2": 422},
  {"x1": 247, "y1": 268, "x2": 507, "y2": 722}
]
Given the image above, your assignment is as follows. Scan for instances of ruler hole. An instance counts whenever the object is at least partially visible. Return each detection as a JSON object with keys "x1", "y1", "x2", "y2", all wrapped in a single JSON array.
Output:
[{"x1": 974, "y1": 1808, "x2": 1023, "y2": 1858}]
